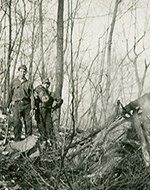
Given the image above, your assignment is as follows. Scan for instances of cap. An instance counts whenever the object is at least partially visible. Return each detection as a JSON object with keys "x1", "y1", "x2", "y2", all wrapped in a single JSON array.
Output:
[
  {"x1": 42, "y1": 78, "x2": 50, "y2": 85},
  {"x1": 18, "y1": 65, "x2": 27, "y2": 72}
]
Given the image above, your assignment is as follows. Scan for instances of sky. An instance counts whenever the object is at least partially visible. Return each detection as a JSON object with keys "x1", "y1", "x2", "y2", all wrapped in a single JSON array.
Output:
[{"x1": 73, "y1": 0, "x2": 150, "y2": 94}]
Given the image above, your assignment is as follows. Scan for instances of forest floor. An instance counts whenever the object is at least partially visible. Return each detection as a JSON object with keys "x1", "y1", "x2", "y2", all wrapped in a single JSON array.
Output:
[{"x1": 0, "y1": 114, "x2": 150, "y2": 189}]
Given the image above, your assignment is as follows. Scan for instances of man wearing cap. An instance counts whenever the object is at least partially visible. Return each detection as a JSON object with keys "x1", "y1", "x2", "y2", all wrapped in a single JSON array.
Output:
[
  {"x1": 34, "y1": 78, "x2": 63, "y2": 142},
  {"x1": 7, "y1": 65, "x2": 35, "y2": 141}
]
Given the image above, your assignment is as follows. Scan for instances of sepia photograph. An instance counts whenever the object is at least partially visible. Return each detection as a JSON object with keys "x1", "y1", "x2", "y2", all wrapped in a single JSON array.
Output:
[{"x1": 0, "y1": 0, "x2": 150, "y2": 189}]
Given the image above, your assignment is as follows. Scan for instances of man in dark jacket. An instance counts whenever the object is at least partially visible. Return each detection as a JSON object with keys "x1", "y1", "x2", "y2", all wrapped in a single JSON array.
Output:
[
  {"x1": 7, "y1": 65, "x2": 35, "y2": 141},
  {"x1": 34, "y1": 78, "x2": 63, "y2": 142}
]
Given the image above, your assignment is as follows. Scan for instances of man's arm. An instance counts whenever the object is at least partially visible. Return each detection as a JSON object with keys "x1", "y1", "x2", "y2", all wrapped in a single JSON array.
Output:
[
  {"x1": 29, "y1": 82, "x2": 35, "y2": 110},
  {"x1": 7, "y1": 84, "x2": 14, "y2": 109}
]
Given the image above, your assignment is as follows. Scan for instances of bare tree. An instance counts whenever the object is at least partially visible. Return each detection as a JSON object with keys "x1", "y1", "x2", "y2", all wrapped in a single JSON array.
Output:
[
  {"x1": 104, "y1": 0, "x2": 122, "y2": 118},
  {"x1": 4, "y1": 0, "x2": 12, "y2": 110},
  {"x1": 11, "y1": 0, "x2": 26, "y2": 83},
  {"x1": 29, "y1": 1, "x2": 38, "y2": 81},
  {"x1": 54, "y1": 0, "x2": 64, "y2": 139},
  {"x1": 39, "y1": 0, "x2": 45, "y2": 79}
]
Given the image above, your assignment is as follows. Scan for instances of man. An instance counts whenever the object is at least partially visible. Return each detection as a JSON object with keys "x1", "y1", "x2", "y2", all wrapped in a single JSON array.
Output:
[
  {"x1": 34, "y1": 78, "x2": 63, "y2": 142},
  {"x1": 7, "y1": 65, "x2": 35, "y2": 141}
]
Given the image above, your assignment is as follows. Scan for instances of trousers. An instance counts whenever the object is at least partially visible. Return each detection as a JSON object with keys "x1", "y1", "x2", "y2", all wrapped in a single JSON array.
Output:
[
  {"x1": 35, "y1": 106, "x2": 54, "y2": 141},
  {"x1": 12, "y1": 101, "x2": 32, "y2": 141}
]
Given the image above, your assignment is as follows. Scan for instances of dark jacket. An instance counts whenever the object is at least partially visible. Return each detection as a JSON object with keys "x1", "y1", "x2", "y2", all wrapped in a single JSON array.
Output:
[
  {"x1": 34, "y1": 85, "x2": 63, "y2": 110},
  {"x1": 8, "y1": 77, "x2": 35, "y2": 109}
]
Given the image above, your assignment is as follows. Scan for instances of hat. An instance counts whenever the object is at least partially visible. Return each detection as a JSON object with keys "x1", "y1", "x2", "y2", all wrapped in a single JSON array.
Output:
[
  {"x1": 18, "y1": 65, "x2": 27, "y2": 72},
  {"x1": 42, "y1": 78, "x2": 50, "y2": 84}
]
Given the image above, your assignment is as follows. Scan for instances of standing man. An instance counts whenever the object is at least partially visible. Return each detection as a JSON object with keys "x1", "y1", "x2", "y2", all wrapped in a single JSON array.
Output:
[
  {"x1": 34, "y1": 78, "x2": 63, "y2": 142},
  {"x1": 7, "y1": 65, "x2": 35, "y2": 141}
]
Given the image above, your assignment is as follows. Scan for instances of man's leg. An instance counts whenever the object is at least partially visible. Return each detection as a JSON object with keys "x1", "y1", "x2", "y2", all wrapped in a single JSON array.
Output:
[
  {"x1": 13, "y1": 103, "x2": 22, "y2": 141},
  {"x1": 38, "y1": 108, "x2": 47, "y2": 140},
  {"x1": 46, "y1": 111, "x2": 55, "y2": 141},
  {"x1": 24, "y1": 104, "x2": 32, "y2": 138}
]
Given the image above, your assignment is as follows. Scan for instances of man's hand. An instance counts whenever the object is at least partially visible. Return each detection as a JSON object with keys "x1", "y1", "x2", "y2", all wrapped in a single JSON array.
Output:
[
  {"x1": 7, "y1": 101, "x2": 15, "y2": 114},
  {"x1": 30, "y1": 108, "x2": 35, "y2": 117},
  {"x1": 6, "y1": 108, "x2": 10, "y2": 114},
  {"x1": 10, "y1": 101, "x2": 15, "y2": 107}
]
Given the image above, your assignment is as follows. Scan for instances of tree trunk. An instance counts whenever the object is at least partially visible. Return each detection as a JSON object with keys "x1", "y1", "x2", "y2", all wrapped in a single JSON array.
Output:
[
  {"x1": 11, "y1": 17, "x2": 25, "y2": 84},
  {"x1": 54, "y1": 0, "x2": 64, "y2": 140},
  {"x1": 4, "y1": 0, "x2": 12, "y2": 110},
  {"x1": 39, "y1": 0, "x2": 45, "y2": 79},
  {"x1": 56, "y1": 0, "x2": 64, "y2": 97},
  {"x1": 104, "y1": 0, "x2": 121, "y2": 117},
  {"x1": 29, "y1": 2, "x2": 37, "y2": 81}
]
